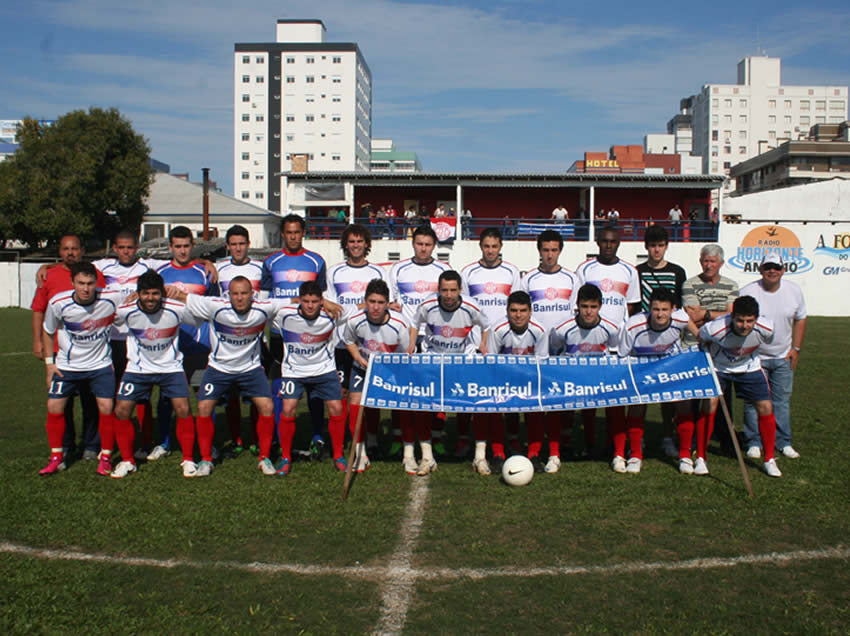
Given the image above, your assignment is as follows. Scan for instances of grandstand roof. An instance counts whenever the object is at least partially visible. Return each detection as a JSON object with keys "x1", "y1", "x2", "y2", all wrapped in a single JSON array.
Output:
[{"x1": 145, "y1": 172, "x2": 278, "y2": 222}]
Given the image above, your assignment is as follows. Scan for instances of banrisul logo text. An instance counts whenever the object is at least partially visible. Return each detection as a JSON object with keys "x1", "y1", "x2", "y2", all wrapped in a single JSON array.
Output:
[{"x1": 728, "y1": 225, "x2": 812, "y2": 275}]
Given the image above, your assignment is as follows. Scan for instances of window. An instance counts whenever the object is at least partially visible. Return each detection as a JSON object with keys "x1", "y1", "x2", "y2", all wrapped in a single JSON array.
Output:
[
  {"x1": 332, "y1": 154, "x2": 341, "y2": 161},
  {"x1": 723, "y1": 145, "x2": 731, "y2": 154},
  {"x1": 800, "y1": 100, "x2": 810, "y2": 111},
  {"x1": 241, "y1": 191, "x2": 250, "y2": 199},
  {"x1": 784, "y1": 116, "x2": 792, "y2": 124},
  {"x1": 306, "y1": 114, "x2": 314, "y2": 122},
  {"x1": 286, "y1": 134, "x2": 294, "y2": 142},
  {"x1": 723, "y1": 161, "x2": 731, "y2": 170},
  {"x1": 711, "y1": 145, "x2": 718, "y2": 157},
  {"x1": 739, "y1": 130, "x2": 747, "y2": 139},
  {"x1": 242, "y1": 56, "x2": 250, "y2": 64},
  {"x1": 830, "y1": 100, "x2": 846, "y2": 111},
  {"x1": 816, "y1": 116, "x2": 826, "y2": 123},
  {"x1": 768, "y1": 99, "x2": 776, "y2": 108},
  {"x1": 815, "y1": 100, "x2": 826, "y2": 111},
  {"x1": 241, "y1": 152, "x2": 249, "y2": 160},
  {"x1": 739, "y1": 99, "x2": 747, "y2": 108},
  {"x1": 800, "y1": 116, "x2": 810, "y2": 125},
  {"x1": 241, "y1": 172, "x2": 249, "y2": 180},
  {"x1": 723, "y1": 99, "x2": 732, "y2": 108},
  {"x1": 808, "y1": 89, "x2": 815, "y2": 95},
  {"x1": 768, "y1": 115, "x2": 776, "y2": 124},
  {"x1": 241, "y1": 114, "x2": 250, "y2": 122},
  {"x1": 285, "y1": 114, "x2": 295, "y2": 122},
  {"x1": 285, "y1": 56, "x2": 295, "y2": 64},
  {"x1": 784, "y1": 100, "x2": 792, "y2": 109},
  {"x1": 711, "y1": 114, "x2": 719, "y2": 124},
  {"x1": 333, "y1": 56, "x2": 342, "y2": 63},
  {"x1": 783, "y1": 131, "x2": 791, "y2": 139},
  {"x1": 255, "y1": 192, "x2": 264, "y2": 199},
  {"x1": 332, "y1": 76, "x2": 342, "y2": 84},
  {"x1": 306, "y1": 57, "x2": 314, "y2": 64},
  {"x1": 712, "y1": 98, "x2": 719, "y2": 108},
  {"x1": 332, "y1": 95, "x2": 341, "y2": 103},
  {"x1": 241, "y1": 94, "x2": 250, "y2": 102},
  {"x1": 723, "y1": 114, "x2": 732, "y2": 123},
  {"x1": 331, "y1": 115, "x2": 341, "y2": 122},
  {"x1": 711, "y1": 130, "x2": 718, "y2": 141},
  {"x1": 723, "y1": 130, "x2": 731, "y2": 140},
  {"x1": 255, "y1": 114, "x2": 264, "y2": 122},
  {"x1": 286, "y1": 76, "x2": 295, "y2": 84},
  {"x1": 242, "y1": 75, "x2": 250, "y2": 83},
  {"x1": 739, "y1": 114, "x2": 747, "y2": 123},
  {"x1": 305, "y1": 95, "x2": 315, "y2": 103},
  {"x1": 739, "y1": 146, "x2": 747, "y2": 154},
  {"x1": 255, "y1": 134, "x2": 263, "y2": 142},
  {"x1": 306, "y1": 76, "x2": 315, "y2": 83},
  {"x1": 711, "y1": 161, "x2": 719, "y2": 172},
  {"x1": 256, "y1": 56, "x2": 264, "y2": 64},
  {"x1": 256, "y1": 76, "x2": 264, "y2": 83},
  {"x1": 241, "y1": 133, "x2": 250, "y2": 141},
  {"x1": 768, "y1": 130, "x2": 776, "y2": 140}
]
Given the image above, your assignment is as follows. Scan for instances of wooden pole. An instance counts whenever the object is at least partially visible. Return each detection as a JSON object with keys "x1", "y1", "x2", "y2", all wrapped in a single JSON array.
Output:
[
  {"x1": 342, "y1": 403, "x2": 366, "y2": 501},
  {"x1": 717, "y1": 396, "x2": 754, "y2": 498}
]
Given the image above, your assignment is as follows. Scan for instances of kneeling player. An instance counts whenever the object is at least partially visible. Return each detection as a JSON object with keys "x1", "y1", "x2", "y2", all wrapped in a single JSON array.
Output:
[
  {"x1": 616, "y1": 288, "x2": 697, "y2": 474},
  {"x1": 343, "y1": 279, "x2": 410, "y2": 472},
  {"x1": 272, "y1": 281, "x2": 346, "y2": 475},
  {"x1": 698, "y1": 295, "x2": 782, "y2": 477},
  {"x1": 112, "y1": 271, "x2": 196, "y2": 478}
]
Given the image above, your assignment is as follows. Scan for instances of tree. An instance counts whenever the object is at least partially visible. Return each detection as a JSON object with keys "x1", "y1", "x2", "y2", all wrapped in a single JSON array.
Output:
[{"x1": 0, "y1": 107, "x2": 152, "y2": 248}]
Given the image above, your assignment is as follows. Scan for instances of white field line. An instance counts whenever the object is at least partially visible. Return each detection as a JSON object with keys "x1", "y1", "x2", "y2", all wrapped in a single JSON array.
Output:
[{"x1": 0, "y1": 352, "x2": 30, "y2": 356}]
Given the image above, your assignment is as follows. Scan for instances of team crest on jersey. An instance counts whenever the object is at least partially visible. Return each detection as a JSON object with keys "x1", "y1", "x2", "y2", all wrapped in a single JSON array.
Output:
[
  {"x1": 350, "y1": 280, "x2": 367, "y2": 294},
  {"x1": 287, "y1": 269, "x2": 299, "y2": 282},
  {"x1": 81, "y1": 319, "x2": 95, "y2": 330},
  {"x1": 441, "y1": 325, "x2": 454, "y2": 337},
  {"x1": 143, "y1": 328, "x2": 162, "y2": 339},
  {"x1": 545, "y1": 287, "x2": 558, "y2": 300},
  {"x1": 484, "y1": 282, "x2": 497, "y2": 295},
  {"x1": 579, "y1": 342, "x2": 596, "y2": 353},
  {"x1": 232, "y1": 327, "x2": 248, "y2": 337},
  {"x1": 300, "y1": 333, "x2": 323, "y2": 344},
  {"x1": 174, "y1": 281, "x2": 188, "y2": 292},
  {"x1": 366, "y1": 339, "x2": 382, "y2": 351},
  {"x1": 600, "y1": 279, "x2": 614, "y2": 292},
  {"x1": 414, "y1": 280, "x2": 431, "y2": 294}
]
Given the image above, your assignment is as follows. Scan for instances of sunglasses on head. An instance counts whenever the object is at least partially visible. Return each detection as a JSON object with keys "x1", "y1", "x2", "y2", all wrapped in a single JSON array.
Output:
[{"x1": 762, "y1": 263, "x2": 783, "y2": 271}]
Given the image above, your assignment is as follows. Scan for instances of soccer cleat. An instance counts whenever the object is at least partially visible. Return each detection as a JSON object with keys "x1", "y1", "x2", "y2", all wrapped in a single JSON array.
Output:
[
  {"x1": 96, "y1": 456, "x2": 113, "y2": 476},
  {"x1": 111, "y1": 461, "x2": 137, "y2": 479},
  {"x1": 195, "y1": 460, "x2": 214, "y2": 477},
  {"x1": 679, "y1": 457, "x2": 694, "y2": 475},
  {"x1": 355, "y1": 453, "x2": 371, "y2": 473},
  {"x1": 134, "y1": 448, "x2": 149, "y2": 462},
  {"x1": 763, "y1": 458, "x2": 783, "y2": 478},
  {"x1": 780, "y1": 445, "x2": 800, "y2": 459},
  {"x1": 416, "y1": 458, "x2": 437, "y2": 476},
  {"x1": 626, "y1": 457, "x2": 642, "y2": 474},
  {"x1": 530, "y1": 456, "x2": 545, "y2": 474},
  {"x1": 147, "y1": 444, "x2": 171, "y2": 461},
  {"x1": 661, "y1": 437, "x2": 678, "y2": 459},
  {"x1": 309, "y1": 435, "x2": 326, "y2": 461},
  {"x1": 472, "y1": 457, "x2": 491, "y2": 475},
  {"x1": 490, "y1": 455, "x2": 505, "y2": 474},
  {"x1": 454, "y1": 439, "x2": 471, "y2": 460},
  {"x1": 387, "y1": 441, "x2": 402, "y2": 458},
  {"x1": 432, "y1": 441, "x2": 446, "y2": 457},
  {"x1": 694, "y1": 457, "x2": 710, "y2": 476},
  {"x1": 544, "y1": 455, "x2": 561, "y2": 474},
  {"x1": 746, "y1": 446, "x2": 762, "y2": 459},
  {"x1": 258, "y1": 458, "x2": 276, "y2": 475},
  {"x1": 181, "y1": 460, "x2": 198, "y2": 478},
  {"x1": 275, "y1": 458, "x2": 291, "y2": 476},
  {"x1": 611, "y1": 455, "x2": 627, "y2": 474},
  {"x1": 82, "y1": 449, "x2": 99, "y2": 461},
  {"x1": 39, "y1": 455, "x2": 66, "y2": 476},
  {"x1": 402, "y1": 456, "x2": 418, "y2": 475},
  {"x1": 333, "y1": 456, "x2": 348, "y2": 472}
]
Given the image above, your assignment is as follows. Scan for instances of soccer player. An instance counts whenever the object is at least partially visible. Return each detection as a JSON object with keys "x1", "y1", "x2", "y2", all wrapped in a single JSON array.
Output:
[
  {"x1": 616, "y1": 288, "x2": 697, "y2": 474},
  {"x1": 343, "y1": 279, "x2": 410, "y2": 472},
  {"x1": 636, "y1": 224, "x2": 688, "y2": 458},
  {"x1": 327, "y1": 224, "x2": 387, "y2": 457},
  {"x1": 485, "y1": 290, "x2": 548, "y2": 474},
  {"x1": 388, "y1": 225, "x2": 449, "y2": 455},
  {"x1": 740, "y1": 252, "x2": 807, "y2": 459},
  {"x1": 575, "y1": 226, "x2": 641, "y2": 325},
  {"x1": 111, "y1": 271, "x2": 197, "y2": 478},
  {"x1": 39, "y1": 262, "x2": 122, "y2": 476},
  {"x1": 408, "y1": 270, "x2": 487, "y2": 476},
  {"x1": 271, "y1": 280, "x2": 346, "y2": 476},
  {"x1": 549, "y1": 284, "x2": 623, "y2": 473},
  {"x1": 460, "y1": 227, "x2": 521, "y2": 458},
  {"x1": 698, "y1": 295, "x2": 782, "y2": 478},
  {"x1": 169, "y1": 276, "x2": 285, "y2": 477}
]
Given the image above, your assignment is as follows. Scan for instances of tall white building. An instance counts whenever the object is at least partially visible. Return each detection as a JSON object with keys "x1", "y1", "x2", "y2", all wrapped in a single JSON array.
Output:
[
  {"x1": 686, "y1": 56, "x2": 847, "y2": 190},
  {"x1": 234, "y1": 19, "x2": 372, "y2": 212}
]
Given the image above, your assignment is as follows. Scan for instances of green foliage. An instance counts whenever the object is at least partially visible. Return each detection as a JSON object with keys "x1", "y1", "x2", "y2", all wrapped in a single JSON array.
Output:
[{"x1": 0, "y1": 108, "x2": 152, "y2": 247}]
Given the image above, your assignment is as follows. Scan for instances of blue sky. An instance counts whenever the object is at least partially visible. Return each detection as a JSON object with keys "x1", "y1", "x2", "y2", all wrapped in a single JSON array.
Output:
[{"x1": 1, "y1": 0, "x2": 848, "y2": 195}]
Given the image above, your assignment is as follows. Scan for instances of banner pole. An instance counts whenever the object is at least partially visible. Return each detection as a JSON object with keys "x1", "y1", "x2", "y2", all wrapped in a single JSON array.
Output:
[{"x1": 343, "y1": 356, "x2": 373, "y2": 501}]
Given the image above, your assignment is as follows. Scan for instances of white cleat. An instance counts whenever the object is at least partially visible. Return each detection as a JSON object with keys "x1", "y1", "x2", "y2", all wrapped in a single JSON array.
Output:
[
  {"x1": 472, "y1": 457, "x2": 492, "y2": 475},
  {"x1": 416, "y1": 458, "x2": 437, "y2": 476},
  {"x1": 355, "y1": 454, "x2": 371, "y2": 473},
  {"x1": 544, "y1": 455, "x2": 561, "y2": 474},
  {"x1": 679, "y1": 457, "x2": 694, "y2": 475},
  {"x1": 402, "y1": 456, "x2": 418, "y2": 475},
  {"x1": 780, "y1": 446, "x2": 800, "y2": 459},
  {"x1": 763, "y1": 458, "x2": 783, "y2": 478},
  {"x1": 611, "y1": 456, "x2": 627, "y2": 473},
  {"x1": 694, "y1": 457, "x2": 710, "y2": 476},
  {"x1": 258, "y1": 458, "x2": 276, "y2": 475},
  {"x1": 661, "y1": 437, "x2": 678, "y2": 459},
  {"x1": 746, "y1": 446, "x2": 761, "y2": 459},
  {"x1": 147, "y1": 445, "x2": 170, "y2": 461},
  {"x1": 181, "y1": 460, "x2": 198, "y2": 478},
  {"x1": 195, "y1": 460, "x2": 214, "y2": 477},
  {"x1": 111, "y1": 461, "x2": 137, "y2": 479},
  {"x1": 626, "y1": 457, "x2": 642, "y2": 474}
]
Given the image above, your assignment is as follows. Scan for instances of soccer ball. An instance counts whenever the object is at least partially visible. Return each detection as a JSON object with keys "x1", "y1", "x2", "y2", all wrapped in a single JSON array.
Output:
[{"x1": 501, "y1": 455, "x2": 534, "y2": 487}]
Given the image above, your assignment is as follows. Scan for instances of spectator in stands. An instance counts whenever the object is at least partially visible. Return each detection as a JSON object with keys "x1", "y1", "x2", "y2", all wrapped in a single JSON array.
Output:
[
  {"x1": 385, "y1": 204, "x2": 397, "y2": 238},
  {"x1": 460, "y1": 208, "x2": 473, "y2": 239},
  {"x1": 595, "y1": 209, "x2": 607, "y2": 222},
  {"x1": 434, "y1": 204, "x2": 448, "y2": 218},
  {"x1": 607, "y1": 208, "x2": 620, "y2": 225},
  {"x1": 551, "y1": 205, "x2": 569, "y2": 221},
  {"x1": 668, "y1": 203, "x2": 683, "y2": 240}
]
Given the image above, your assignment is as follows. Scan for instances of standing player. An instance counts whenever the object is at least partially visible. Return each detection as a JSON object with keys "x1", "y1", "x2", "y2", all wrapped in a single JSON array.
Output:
[
  {"x1": 549, "y1": 284, "x2": 622, "y2": 473},
  {"x1": 169, "y1": 277, "x2": 284, "y2": 477},
  {"x1": 343, "y1": 279, "x2": 410, "y2": 472},
  {"x1": 616, "y1": 288, "x2": 697, "y2": 474},
  {"x1": 271, "y1": 281, "x2": 346, "y2": 476},
  {"x1": 388, "y1": 226, "x2": 449, "y2": 455},
  {"x1": 485, "y1": 290, "x2": 548, "y2": 474},
  {"x1": 636, "y1": 224, "x2": 688, "y2": 458},
  {"x1": 111, "y1": 271, "x2": 197, "y2": 478},
  {"x1": 460, "y1": 227, "x2": 521, "y2": 458},
  {"x1": 697, "y1": 295, "x2": 782, "y2": 477},
  {"x1": 39, "y1": 263, "x2": 121, "y2": 476},
  {"x1": 408, "y1": 270, "x2": 487, "y2": 476},
  {"x1": 327, "y1": 224, "x2": 387, "y2": 457}
]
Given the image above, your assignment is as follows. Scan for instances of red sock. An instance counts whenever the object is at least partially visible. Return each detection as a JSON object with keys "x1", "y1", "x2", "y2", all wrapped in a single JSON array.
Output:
[
  {"x1": 340, "y1": 398, "x2": 349, "y2": 425},
  {"x1": 196, "y1": 415, "x2": 215, "y2": 462},
  {"x1": 626, "y1": 415, "x2": 644, "y2": 459},
  {"x1": 489, "y1": 414, "x2": 505, "y2": 457},
  {"x1": 527, "y1": 413, "x2": 544, "y2": 458},
  {"x1": 256, "y1": 415, "x2": 274, "y2": 460},
  {"x1": 456, "y1": 413, "x2": 471, "y2": 441},
  {"x1": 418, "y1": 412, "x2": 433, "y2": 442},
  {"x1": 758, "y1": 413, "x2": 777, "y2": 461},
  {"x1": 46, "y1": 412, "x2": 66, "y2": 451},
  {"x1": 176, "y1": 416, "x2": 195, "y2": 462},
  {"x1": 348, "y1": 403, "x2": 364, "y2": 442},
  {"x1": 136, "y1": 401, "x2": 153, "y2": 447},
  {"x1": 612, "y1": 412, "x2": 627, "y2": 459},
  {"x1": 401, "y1": 412, "x2": 416, "y2": 443},
  {"x1": 696, "y1": 411, "x2": 716, "y2": 458},
  {"x1": 606, "y1": 407, "x2": 624, "y2": 447},
  {"x1": 329, "y1": 413, "x2": 346, "y2": 459},
  {"x1": 114, "y1": 417, "x2": 136, "y2": 463},
  {"x1": 546, "y1": 413, "x2": 561, "y2": 458},
  {"x1": 226, "y1": 397, "x2": 241, "y2": 445},
  {"x1": 365, "y1": 408, "x2": 380, "y2": 435},
  {"x1": 676, "y1": 415, "x2": 694, "y2": 459},
  {"x1": 278, "y1": 415, "x2": 296, "y2": 460},
  {"x1": 582, "y1": 409, "x2": 596, "y2": 450},
  {"x1": 99, "y1": 413, "x2": 115, "y2": 454}
]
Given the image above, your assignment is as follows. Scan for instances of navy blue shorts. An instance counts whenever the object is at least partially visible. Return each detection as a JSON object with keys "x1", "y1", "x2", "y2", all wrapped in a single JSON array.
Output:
[
  {"x1": 335, "y1": 347, "x2": 354, "y2": 389},
  {"x1": 117, "y1": 371, "x2": 190, "y2": 403},
  {"x1": 198, "y1": 366, "x2": 272, "y2": 402},
  {"x1": 348, "y1": 364, "x2": 367, "y2": 393},
  {"x1": 48, "y1": 366, "x2": 115, "y2": 400},
  {"x1": 278, "y1": 370, "x2": 342, "y2": 402},
  {"x1": 717, "y1": 369, "x2": 771, "y2": 403}
]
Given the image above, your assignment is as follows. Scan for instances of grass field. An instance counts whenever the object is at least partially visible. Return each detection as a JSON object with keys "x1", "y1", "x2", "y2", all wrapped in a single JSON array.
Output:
[{"x1": 0, "y1": 307, "x2": 848, "y2": 634}]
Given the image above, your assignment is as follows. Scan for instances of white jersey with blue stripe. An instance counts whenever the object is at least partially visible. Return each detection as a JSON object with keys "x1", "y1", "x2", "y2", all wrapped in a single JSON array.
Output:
[
  {"x1": 342, "y1": 309, "x2": 410, "y2": 370},
  {"x1": 550, "y1": 315, "x2": 621, "y2": 356},
  {"x1": 413, "y1": 294, "x2": 487, "y2": 354},
  {"x1": 486, "y1": 319, "x2": 549, "y2": 357},
  {"x1": 326, "y1": 261, "x2": 387, "y2": 348},
  {"x1": 699, "y1": 314, "x2": 774, "y2": 374},
  {"x1": 271, "y1": 305, "x2": 337, "y2": 378},
  {"x1": 575, "y1": 258, "x2": 641, "y2": 326},
  {"x1": 216, "y1": 258, "x2": 264, "y2": 299},
  {"x1": 618, "y1": 309, "x2": 689, "y2": 357},
  {"x1": 519, "y1": 267, "x2": 579, "y2": 331},
  {"x1": 461, "y1": 260, "x2": 520, "y2": 326},
  {"x1": 114, "y1": 299, "x2": 189, "y2": 374},
  {"x1": 388, "y1": 258, "x2": 450, "y2": 329},
  {"x1": 43, "y1": 289, "x2": 123, "y2": 372},
  {"x1": 92, "y1": 257, "x2": 167, "y2": 340}
]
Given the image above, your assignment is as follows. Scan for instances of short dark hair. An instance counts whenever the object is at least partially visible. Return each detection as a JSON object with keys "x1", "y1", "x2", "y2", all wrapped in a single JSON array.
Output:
[
  {"x1": 365, "y1": 278, "x2": 390, "y2": 300},
  {"x1": 733, "y1": 295, "x2": 759, "y2": 318},
  {"x1": 413, "y1": 225, "x2": 438, "y2": 243},
  {"x1": 596, "y1": 226, "x2": 620, "y2": 241},
  {"x1": 479, "y1": 227, "x2": 503, "y2": 244},
  {"x1": 60, "y1": 233, "x2": 82, "y2": 247},
  {"x1": 70, "y1": 261, "x2": 97, "y2": 281},
  {"x1": 649, "y1": 287, "x2": 676, "y2": 307},
  {"x1": 507, "y1": 290, "x2": 531, "y2": 308},
  {"x1": 228, "y1": 275, "x2": 252, "y2": 291},
  {"x1": 137, "y1": 270, "x2": 164, "y2": 293},
  {"x1": 299, "y1": 280, "x2": 323, "y2": 299},
  {"x1": 438, "y1": 270, "x2": 462, "y2": 287},
  {"x1": 114, "y1": 229, "x2": 138, "y2": 244},
  {"x1": 341, "y1": 223, "x2": 372, "y2": 256},
  {"x1": 577, "y1": 283, "x2": 602, "y2": 304},
  {"x1": 644, "y1": 225, "x2": 669, "y2": 246},
  {"x1": 169, "y1": 226, "x2": 193, "y2": 243},
  {"x1": 281, "y1": 214, "x2": 305, "y2": 232},
  {"x1": 226, "y1": 225, "x2": 250, "y2": 242},
  {"x1": 536, "y1": 229, "x2": 563, "y2": 251}
]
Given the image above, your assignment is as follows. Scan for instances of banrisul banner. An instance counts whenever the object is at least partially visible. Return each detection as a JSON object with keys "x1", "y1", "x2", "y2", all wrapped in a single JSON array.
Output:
[{"x1": 362, "y1": 349, "x2": 721, "y2": 412}]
